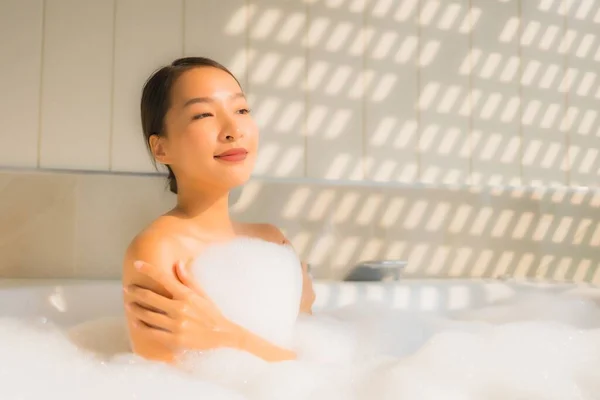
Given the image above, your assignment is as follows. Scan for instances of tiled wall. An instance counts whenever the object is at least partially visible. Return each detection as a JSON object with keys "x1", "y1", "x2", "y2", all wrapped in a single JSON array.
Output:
[
  {"x1": 0, "y1": 0, "x2": 598, "y2": 282},
  {"x1": 1, "y1": 170, "x2": 599, "y2": 282},
  {"x1": 1, "y1": 0, "x2": 598, "y2": 186}
]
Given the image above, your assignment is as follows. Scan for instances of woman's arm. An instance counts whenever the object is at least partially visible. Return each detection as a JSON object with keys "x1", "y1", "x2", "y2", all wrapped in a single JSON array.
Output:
[
  {"x1": 298, "y1": 261, "x2": 316, "y2": 315},
  {"x1": 125, "y1": 258, "x2": 296, "y2": 362},
  {"x1": 122, "y1": 230, "x2": 180, "y2": 362},
  {"x1": 122, "y1": 231, "x2": 296, "y2": 363}
]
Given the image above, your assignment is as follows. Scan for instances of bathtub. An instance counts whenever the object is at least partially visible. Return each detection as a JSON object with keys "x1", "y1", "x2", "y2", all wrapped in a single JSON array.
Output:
[
  {"x1": 1, "y1": 277, "x2": 599, "y2": 327},
  {"x1": 3, "y1": 277, "x2": 600, "y2": 399}
]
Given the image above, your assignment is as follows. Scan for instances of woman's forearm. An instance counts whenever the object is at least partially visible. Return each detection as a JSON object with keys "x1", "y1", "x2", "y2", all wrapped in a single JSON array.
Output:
[{"x1": 231, "y1": 324, "x2": 296, "y2": 362}]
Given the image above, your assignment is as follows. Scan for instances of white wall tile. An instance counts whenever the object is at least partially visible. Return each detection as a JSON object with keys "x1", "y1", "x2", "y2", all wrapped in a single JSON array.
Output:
[
  {"x1": 305, "y1": 0, "x2": 366, "y2": 181},
  {"x1": 0, "y1": 172, "x2": 77, "y2": 278},
  {"x1": 566, "y1": 0, "x2": 599, "y2": 188},
  {"x1": 246, "y1": 0, "x2": 307, "y2": 178},
  {"x1": 1, "y1": 170, "x2": 599, "y2": 282},
  {"x1": 470, "y1": 0, "x2": 521, "y2": 186},
  {"x1": 520, "y1": 0, "x2": 568, "y2": 186},
  {"x1": 184, "y1": 0, "x2": 248, "y2": 89},
  {"x1": 0, "y1": 0, "x2": 43, "y2": 167},
  {"x1": 2, "y1": 0, "x2": 598, "y2": 192},
  {"x1": 39, "y1": 0, "x2": 114, "y2": 170},
  {"x1": 418, "y1": 0, "x2": 471, "y2": 185},
  {"x1": 364, "y1": 0, "x2": 419, "y2": 183},
  {"x1": 74, "y1": 174, "x2": 174, "y2": 278},
  {"x1": 110, "y1": 0, "x2": 184, "y2": 173}
]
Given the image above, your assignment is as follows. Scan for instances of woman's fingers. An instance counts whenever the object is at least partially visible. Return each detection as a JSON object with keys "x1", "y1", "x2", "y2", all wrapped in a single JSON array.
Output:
[
  {"x1": 127, "y1": 302, "x2": 174, "y2": 332},
  {"x1": 130, "y1": 259, "x2": 226, "y2": 324},
  {"x1": 174, "y1": 260, "x2": 214, "y2": 304},
  {"x1": 133, "y1": 260, "x2": 193, "y2": 300},
  {"x1": 124, "y1": 285, "x2": 175, "y2": 315},
  {"x1": 174, "y1": 260, "x2": 197, "y2": 291},
  {"x1": 125, "y1": 284, "x2": 218, "y2": 325},
  {"x1": 132, "y1": 320, "x2": 187, "y2": 351}
]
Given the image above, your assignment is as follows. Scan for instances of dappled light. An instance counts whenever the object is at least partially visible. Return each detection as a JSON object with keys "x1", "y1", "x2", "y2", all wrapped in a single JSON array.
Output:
[
  {"x1": 189, "y1": 0, "x2": 598, "y2": 187},
  {"x1": 0, "y1": 0, "x2": 597, "y2": 283},
  {"x1": 207, "y1": 0, "x2": 599, "y2": 284},
  {"x1": 231, "y1": 179, "x2": 600, "y2": 282}
]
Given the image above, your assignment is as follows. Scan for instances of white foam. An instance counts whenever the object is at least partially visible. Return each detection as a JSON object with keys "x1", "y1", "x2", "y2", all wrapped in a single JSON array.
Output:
[
  {"x1": 0, "y1": 317, "x2": 246, "y2": 400},
  {"x1": 4, "y1": 303, "x2": 600, "y2": 400},
  {"x1": 2, "y1": 238, "x2": 600, "y2": 399},
  {"x1": 191, "y1": 237, "x2": 302, "y2": 348}
]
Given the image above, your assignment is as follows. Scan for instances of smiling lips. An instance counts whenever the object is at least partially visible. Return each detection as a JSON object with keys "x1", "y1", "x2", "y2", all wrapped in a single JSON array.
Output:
[{"x1": 214, "y1": 148, "x2": 248, "y2": 162}]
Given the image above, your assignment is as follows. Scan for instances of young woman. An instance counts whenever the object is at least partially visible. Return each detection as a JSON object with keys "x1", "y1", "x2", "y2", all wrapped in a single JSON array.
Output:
[{"x1": 121, "y1": 57, "x2": 315, "y2": 364}]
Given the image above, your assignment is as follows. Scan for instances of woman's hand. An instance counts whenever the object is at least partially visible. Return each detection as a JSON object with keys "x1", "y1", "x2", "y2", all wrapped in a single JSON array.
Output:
[
  {"x1": 124, "y1": 260, "x2": 238, "y2": 352},
  {"x1": 124, "y1": 260, "x2": 297, "y2": 362},
  {"x1": 300, "y1": 262, "x2": 316, "y2": 314}
]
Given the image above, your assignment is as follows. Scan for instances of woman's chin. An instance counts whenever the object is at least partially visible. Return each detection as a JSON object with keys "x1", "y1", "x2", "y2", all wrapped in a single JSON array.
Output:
[{"x1": 219, "y1": 172, "x2": 253, "y2": 190}]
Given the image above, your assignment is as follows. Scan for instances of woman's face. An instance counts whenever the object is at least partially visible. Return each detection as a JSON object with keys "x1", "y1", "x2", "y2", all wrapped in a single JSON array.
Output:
[{"x1": 153, "y1": 67, "x2": 259, "y2": 192}]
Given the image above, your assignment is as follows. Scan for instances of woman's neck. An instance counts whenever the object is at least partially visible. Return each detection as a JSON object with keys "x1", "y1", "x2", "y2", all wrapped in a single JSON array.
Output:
[{"x1": 173, "y1": 184, "x2": 235, "y2": 236}]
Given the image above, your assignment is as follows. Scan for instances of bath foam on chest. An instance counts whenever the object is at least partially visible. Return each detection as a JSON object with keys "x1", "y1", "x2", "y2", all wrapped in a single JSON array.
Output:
[{"x1": 190, "y1": 237, "x2": 303, "y2": 348}]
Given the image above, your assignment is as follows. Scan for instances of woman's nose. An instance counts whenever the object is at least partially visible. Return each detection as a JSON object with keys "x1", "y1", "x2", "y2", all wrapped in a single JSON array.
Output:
[{"x1": 222, "y1": 125, "x2": 243, "y2": 142}]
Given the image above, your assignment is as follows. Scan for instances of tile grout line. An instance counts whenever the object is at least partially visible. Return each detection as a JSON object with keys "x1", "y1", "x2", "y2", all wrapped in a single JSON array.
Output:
[
  {"x1": 563, "y1": 0, "x2": 571, "y2": 186},
  {"x1": 72, "y1": 175, "x2": 79, "y2": 277},
  {"x1": 416, "y1": 0, "x2": 422, "y2": 182},
  {"x1": 304, "y1": 0, "x2": 310, "y2": 179},
  {"x1": 517, "y1": 0, "x2": 524, "y2": 187},
  {"x1": 361, "y1": 0, "x2": 368, "y2": 181},
  {"x1": 108, "y1": 0, "x2": 118, "y2": 172},
  {"x1": 245, "y1": 0, "x2": 250, "y2": 91},
  {"x1": 182, "y1": 0, "x2": 186, "y2": 56},
  {"x1": 36, "y1": 0, "x2": 47, "y2": 168},
  {"x1": 0, "y1": 164, "x2": 597, "y2": 193},
  {"x1": 468, "y1": 0, "x2": 474, "y2": 186}
]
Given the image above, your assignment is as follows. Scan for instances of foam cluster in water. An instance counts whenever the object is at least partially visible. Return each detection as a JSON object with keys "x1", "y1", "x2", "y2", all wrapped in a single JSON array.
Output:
[
  {"x1": 2, "y1": 294, "x2": 600, "y2": 400},
  {"x1": 2, "y1": 238, "x2": 600, "y2": 399}
]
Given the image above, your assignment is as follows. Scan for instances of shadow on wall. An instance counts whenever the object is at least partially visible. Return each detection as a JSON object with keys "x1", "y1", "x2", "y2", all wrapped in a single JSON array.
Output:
[
  {"x1": 231, "y1": 179, "x2": 600, "y2": 283},
  {"x1": 1, "y1": 0, "x2": 599, "y2": 283},
  {"x1": 213, "y1": 0, "x2": 599, "y2": 282},
  {"x1": 216, "y1": 0, "x2": 600, "y2": 188},
  {"x1": 0, "y1": 171, "x2": 597, "y2": 283}
]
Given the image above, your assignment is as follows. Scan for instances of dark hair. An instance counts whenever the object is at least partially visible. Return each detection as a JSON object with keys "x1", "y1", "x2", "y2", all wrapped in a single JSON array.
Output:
[{"x1": 140, "y1": 57, "x2": 242, "y2": 194}]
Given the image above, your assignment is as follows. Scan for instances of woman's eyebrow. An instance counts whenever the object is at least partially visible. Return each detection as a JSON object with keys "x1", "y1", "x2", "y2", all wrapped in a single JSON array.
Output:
[{"x1": 182, "y1": 92, "x2": 246, "y2": 108}]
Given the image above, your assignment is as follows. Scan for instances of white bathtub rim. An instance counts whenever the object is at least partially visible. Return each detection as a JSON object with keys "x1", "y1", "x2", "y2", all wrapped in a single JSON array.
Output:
[{"x1": 1, "y1": 277, "x2": 599, "y2": 329}]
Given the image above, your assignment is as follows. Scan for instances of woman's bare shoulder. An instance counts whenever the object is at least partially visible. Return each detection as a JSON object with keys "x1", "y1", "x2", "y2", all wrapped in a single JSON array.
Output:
[
  {"x1": 234, "y1": 222, "x2": 288, "y2": 245},
  {"x1": 127, "y1": 216, "x2": 182, "y2": 253},
  {"x1": 122, "y1": 216, "x2": 189, "y2": 282}
]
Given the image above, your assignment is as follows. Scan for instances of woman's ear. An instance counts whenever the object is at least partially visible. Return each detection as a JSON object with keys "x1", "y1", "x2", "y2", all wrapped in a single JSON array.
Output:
[{"x1": 149, "y1": 134, "x2": 169, "y2": 164}]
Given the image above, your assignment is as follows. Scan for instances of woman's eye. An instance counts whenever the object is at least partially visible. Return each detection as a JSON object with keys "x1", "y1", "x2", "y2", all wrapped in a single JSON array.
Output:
[
  {"x1": 238, "y1": 108, "x2": 251, "y2": 115},
  {"x1": 192, "y1": 113, "x2": 212, "y2": 120}
]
